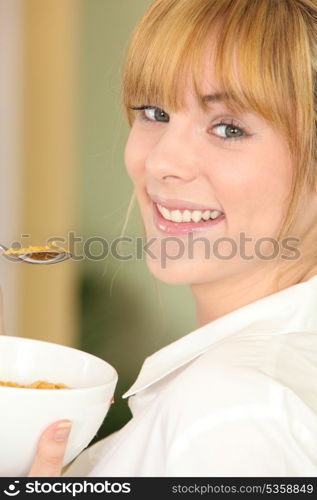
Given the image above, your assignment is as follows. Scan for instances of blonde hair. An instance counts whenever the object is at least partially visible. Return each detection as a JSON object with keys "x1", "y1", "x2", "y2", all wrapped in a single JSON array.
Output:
[{"x1": 121, "y1": 0, "x2": 317, "y2": 283}]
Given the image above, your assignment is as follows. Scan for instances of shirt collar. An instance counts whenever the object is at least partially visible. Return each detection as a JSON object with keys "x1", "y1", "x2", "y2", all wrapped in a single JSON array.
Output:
[{"x1": 123, "y1": 274, "x2": 317, "y2": 399}]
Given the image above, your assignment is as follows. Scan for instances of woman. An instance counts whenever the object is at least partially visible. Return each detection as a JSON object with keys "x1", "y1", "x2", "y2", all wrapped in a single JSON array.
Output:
[{"x1": 29, "y1": 0, "x2": 317, "y2": 476}]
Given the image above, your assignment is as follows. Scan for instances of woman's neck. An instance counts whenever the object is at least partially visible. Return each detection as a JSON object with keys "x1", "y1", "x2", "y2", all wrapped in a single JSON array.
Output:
[{"x1": 191, "y1": 263, "x2": 316, "y2": 328}]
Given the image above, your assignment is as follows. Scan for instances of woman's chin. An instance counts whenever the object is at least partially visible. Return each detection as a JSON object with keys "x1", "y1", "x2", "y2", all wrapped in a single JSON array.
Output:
[{"x1": 145, "y1": 254, "x2": 218, "y2": 285}]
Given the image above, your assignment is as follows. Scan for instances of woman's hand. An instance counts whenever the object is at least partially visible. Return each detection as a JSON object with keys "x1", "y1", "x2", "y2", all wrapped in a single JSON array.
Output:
[{"x1": 27, "y1": 420, "x2": 72, "y2": 477}]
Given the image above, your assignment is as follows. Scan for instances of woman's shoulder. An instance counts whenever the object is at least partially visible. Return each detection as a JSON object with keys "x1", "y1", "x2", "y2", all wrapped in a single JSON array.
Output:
[
  {"x1": 160, "y1": 333, "x2": 317, "y2": 475},
  {"x1": 186, "y1": 329, "x2": 317, "y2": 397},
  {"x1": 161, "y1": 329, "x2": 317, "y2": 425}
]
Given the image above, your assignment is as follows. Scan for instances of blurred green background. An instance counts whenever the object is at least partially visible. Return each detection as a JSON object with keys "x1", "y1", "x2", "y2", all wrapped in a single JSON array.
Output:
[{"x1": 78, "y1": 0, "x2": 196, "y2": 444}]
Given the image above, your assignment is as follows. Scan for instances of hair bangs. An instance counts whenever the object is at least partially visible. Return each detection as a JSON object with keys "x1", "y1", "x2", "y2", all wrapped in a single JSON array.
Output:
[{"x1": 122, "y1": 0, "x2": 221, "y2": 122}]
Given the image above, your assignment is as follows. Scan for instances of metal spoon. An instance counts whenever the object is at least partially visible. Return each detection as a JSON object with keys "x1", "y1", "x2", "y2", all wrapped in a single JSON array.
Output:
[{"x1": 0, "y1": 244, "x2": 71, "y2": 265}]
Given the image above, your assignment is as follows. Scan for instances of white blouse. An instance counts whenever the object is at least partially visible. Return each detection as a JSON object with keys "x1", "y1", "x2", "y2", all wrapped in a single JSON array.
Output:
[{"x1": 64, "y1": 275, "x2": 317, "y2": 476}]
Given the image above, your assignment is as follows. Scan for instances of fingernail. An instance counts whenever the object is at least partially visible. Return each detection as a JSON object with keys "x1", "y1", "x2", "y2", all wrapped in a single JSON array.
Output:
[{"x1": 54, "y1": 422, "x2": 72, "y2": 442}]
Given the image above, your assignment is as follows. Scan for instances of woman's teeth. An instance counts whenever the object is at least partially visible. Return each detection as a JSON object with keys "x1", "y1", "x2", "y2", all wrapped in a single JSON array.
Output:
[{"x1": 156, "y1": 203, "x2": 222, "y2": 223}]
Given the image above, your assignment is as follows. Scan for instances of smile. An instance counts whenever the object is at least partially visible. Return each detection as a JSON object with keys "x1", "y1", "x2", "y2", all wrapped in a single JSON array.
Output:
[
  {"x1": 156, "y1": 203, "x2": 223, "y2": 223},
  {"x1": 152, "y1": 202, "x2": 225, "y2": 235}
]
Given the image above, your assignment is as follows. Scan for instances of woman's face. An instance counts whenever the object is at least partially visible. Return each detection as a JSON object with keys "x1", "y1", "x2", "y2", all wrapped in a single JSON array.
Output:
[{"x1": 124, "y1": 50, "x2": 296, "y2": 285}]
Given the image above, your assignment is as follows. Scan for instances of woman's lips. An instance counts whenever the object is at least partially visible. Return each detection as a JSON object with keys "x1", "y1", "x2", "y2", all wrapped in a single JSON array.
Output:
[
  {"x1": 152, "y1": 201, "x2": 225, "y2": 235},
  {"x1": 149, "y1": 193, "x2": 221, "y2": 211}
]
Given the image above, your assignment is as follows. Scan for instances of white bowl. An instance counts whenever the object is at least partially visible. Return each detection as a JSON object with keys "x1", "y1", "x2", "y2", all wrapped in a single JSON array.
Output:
[{"x1": 0, "y1": 335, "x2": 118, "y2": 477}]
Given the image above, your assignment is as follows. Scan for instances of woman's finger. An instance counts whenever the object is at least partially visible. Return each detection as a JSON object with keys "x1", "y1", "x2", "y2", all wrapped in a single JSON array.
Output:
[{"x1": 28, "y1": 420, "x2": 72, "y2": 477}]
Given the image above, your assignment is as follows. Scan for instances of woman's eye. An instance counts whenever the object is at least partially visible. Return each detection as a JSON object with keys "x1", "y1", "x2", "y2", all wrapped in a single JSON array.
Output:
[
  {"x1": 211, "y1": 121, "x2": 246, "y2": 141},
  {"x1": 130, "y1": 107, "x2": 247, "y2": 140},
  {"x1": 145, "y1": 107, "x2": 170, "y2": 122},
  {"x1": 131, "y1": 106, "x2": 170, "y2": 123}
]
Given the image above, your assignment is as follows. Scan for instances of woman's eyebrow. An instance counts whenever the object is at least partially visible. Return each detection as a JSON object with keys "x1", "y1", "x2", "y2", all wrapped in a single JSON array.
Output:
[
  {"x1": 201, "y1": 92, "x2": 243, "y2": 115},
  {"x1": 201, "y1": 92, "x2": 231, "y2": 103}
]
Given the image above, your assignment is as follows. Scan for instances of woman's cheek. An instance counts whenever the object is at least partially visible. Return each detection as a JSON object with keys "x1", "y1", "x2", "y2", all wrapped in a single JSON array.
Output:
[
  {"x1": 124, "y1": 129, "x2": 146, "y2": 182},
  {"x1": 124, "y1": 135, "x2": 136, "y2": 180}
]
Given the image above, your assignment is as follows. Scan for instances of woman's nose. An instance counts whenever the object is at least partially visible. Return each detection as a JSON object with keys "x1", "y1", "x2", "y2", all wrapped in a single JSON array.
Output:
[{"x1": 145, "y1": 122, "x2": 200, "y2": 183}]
